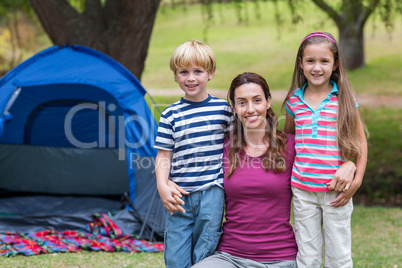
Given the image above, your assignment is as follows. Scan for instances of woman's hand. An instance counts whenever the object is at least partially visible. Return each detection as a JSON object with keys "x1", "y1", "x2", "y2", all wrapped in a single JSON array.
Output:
[{"x1": 326, "y1": 160, "x2": 356, "y2": 192}]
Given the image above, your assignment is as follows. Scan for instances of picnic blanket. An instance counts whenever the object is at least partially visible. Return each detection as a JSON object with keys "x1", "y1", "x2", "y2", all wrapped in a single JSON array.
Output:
[{"x1": 0, "y1": 212, "x2": 164, "y2": 257}]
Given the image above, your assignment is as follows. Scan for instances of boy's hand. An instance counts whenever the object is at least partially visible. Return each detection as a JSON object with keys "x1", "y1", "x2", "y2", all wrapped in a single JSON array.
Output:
[
  {"x1": 158, "y1": 181, "x2": 189, "y2": 214},
  {"x1": 327, "y1": 160, "x2": 356, "y2": 192},
  {"x1": 158, "y1": 184, "x2": 185, "y2": 214},
  {"x1": 166, "y1": 180, "x2": 189, "y2": 214},
  {"x1": 167, "y1": 180, "x2": 190, "y2": 196}
]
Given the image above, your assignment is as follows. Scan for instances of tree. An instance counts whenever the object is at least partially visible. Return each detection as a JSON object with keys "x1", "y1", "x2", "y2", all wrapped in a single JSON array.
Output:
[
  {"x1": 29, "y1": 0, "x2": 161, "y2": 80},
  {"x1": 1, "y1": 0, "x2": 400, "y2": 79},
  {"x1": 195, "y1": 0, "x2": 401, "y2": 70},
  {"x1": 308, "y1": 0, "x2": 401, "y2": 69},
  {"x1": 0, "y1": 0, "x2": 33, "y2": 69}
]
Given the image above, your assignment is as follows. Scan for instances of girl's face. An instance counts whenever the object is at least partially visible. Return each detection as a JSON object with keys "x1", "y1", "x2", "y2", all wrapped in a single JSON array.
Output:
[
  {"x1": 234, "y1": 82, "x2": 270, "y2": 130},
  {"x1": 300, "y1": 43, "x2": 337, "y2": 90}
]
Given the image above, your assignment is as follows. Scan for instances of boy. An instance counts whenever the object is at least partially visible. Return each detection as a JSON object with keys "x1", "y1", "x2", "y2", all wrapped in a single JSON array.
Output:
[{"x1": 154, "y1": 40, "x2": 232, "y2": 268}]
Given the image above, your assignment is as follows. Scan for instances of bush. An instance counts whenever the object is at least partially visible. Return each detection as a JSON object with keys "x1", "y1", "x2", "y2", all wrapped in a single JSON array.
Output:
[{"x1": 355, "y1": 107, "x2": 402, "y2": 206}]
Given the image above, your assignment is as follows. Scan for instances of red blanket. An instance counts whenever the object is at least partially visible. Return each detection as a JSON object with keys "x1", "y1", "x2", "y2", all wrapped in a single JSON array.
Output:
[{"x1": 0, "y1": 212, "x2": 164, "y2": 257}]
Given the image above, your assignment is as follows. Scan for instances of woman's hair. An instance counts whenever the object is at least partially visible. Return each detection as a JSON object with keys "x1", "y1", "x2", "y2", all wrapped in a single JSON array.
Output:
[
  {"x1": 226, "y1": 72, "x2": 288, "y2": 178},
  {"x1": 169, "y1": 40, "x2": 216, "y2": 75},
  {"x1": 283, "y1": 32, "x2": 368, "y2": 159}
]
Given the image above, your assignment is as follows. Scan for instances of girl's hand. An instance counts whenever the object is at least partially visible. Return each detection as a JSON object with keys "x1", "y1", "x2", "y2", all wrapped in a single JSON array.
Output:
[
  {"x1": 330, "y1": 179, "x2": 361, "y2": 207},
  {"x1": 326, "y1": 160, "x2": 356, "y2": 192},
  {"x1": 330, "y1": 190, "x2": 354, "y2": 207}
]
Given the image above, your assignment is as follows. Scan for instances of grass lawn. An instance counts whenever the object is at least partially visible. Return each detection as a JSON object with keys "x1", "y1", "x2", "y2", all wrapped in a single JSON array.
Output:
[
  {"x1": 1, "y1": 205, "x2": 400, "y2": 267},
  {"x1": 351, "y1": 206, "x2": 402, "y2": 267}
]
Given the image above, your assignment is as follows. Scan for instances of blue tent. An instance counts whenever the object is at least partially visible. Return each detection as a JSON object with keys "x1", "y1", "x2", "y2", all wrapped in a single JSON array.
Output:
[{"x1": 0, "y1": 44, "x2": 164, "y2": 240}]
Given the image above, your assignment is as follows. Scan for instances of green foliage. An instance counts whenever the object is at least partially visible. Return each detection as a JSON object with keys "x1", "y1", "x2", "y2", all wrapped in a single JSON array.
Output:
[
  {"x1": 325, "y1": 0, "x2": 402, "y2": 32},
  {"x1": 64, "y1": 0, "x2": 106, "y2": 13},
  {"x1": 0, "y1": 0, "x2": 38, "y2": 71},
  {"x1": 377, "y1": 0, "x2": 402, "y2": 31},
  {"x1": 166, "y1": 0, "x2": 402, "y2": 69},
  {"x1": 357, "y1": 107, "x2": 402, "y2": 205},
  {"x1": 142, "y1": 2, "x2": 402, "y2": 95},
  {"x1": 165, "y1": 0, "x2": 402, "y2": 35},
  {"x1": 0, "y1": 0, "x2": 31, "y2": 18},
  {"x1": 67, "y1": 0, "x2": 85, "y2": 12},
  {"x1": 0, "y1": 0, "x2": 104, "y2": 17}
]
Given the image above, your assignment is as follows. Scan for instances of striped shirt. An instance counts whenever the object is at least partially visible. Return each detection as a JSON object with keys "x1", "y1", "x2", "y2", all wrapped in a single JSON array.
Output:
[
  {"x1": 285, "y1": 81, "x2": 358, "y2": 192},
  {"x1": 155, "y1": 95, "x2": 232, "y2": 192}
]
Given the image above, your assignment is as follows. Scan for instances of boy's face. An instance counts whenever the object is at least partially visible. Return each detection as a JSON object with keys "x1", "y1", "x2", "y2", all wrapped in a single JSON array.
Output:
[{"x1": 175, "y1": 63, "x2": 214, "y2": 102}]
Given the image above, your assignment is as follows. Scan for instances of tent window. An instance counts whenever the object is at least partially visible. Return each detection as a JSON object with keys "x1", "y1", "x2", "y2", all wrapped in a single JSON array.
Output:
[{"x1": 24, "y1": 99, "x2": 116, "y2": 148}]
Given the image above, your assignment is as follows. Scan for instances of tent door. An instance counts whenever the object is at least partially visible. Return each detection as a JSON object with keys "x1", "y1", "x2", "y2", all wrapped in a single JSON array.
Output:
[{"x1": 23, "y1": 99, "x2": 115, "y2": 147}]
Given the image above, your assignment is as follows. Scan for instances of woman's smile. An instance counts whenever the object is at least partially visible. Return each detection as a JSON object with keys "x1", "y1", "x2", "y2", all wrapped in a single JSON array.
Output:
[
  {"x1": 234, "y1": 82, "x2": 270, "y2": 130},
  {"x1": 246, "y1": 115, "x2": 259, "y2": 121}
]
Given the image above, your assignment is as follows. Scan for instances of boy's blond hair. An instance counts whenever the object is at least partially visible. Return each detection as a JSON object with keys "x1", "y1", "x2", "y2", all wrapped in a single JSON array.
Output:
[{"x1": 169, "y1": 40, "x2": 216, "y2": 74}]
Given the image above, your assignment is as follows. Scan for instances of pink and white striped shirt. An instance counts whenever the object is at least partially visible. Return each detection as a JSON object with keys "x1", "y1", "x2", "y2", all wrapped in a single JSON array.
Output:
[{"x1": 285, "y1": 81, "x2": 358, "y2": 192}]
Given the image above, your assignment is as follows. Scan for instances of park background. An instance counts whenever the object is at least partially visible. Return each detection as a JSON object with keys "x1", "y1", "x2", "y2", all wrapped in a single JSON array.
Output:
[{"x1": 0, "y1": 1, "x2": 400, "y2": 267}]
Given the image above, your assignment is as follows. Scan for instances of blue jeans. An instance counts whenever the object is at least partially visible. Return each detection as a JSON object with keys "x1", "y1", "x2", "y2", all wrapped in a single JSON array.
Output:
[{"x1": 164, "y1": 185, "x2": 224, "y2": 268}]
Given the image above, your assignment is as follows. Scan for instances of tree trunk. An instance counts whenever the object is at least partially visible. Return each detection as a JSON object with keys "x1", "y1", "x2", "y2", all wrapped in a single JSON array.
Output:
[
  {"x1": 310, "y1": 0, "x2": 379, "y2": 70},
  {"x1": 29, "y1": 0, "x2": 161, "y2": 80},
  {"x1": 338, "y1": 24, "x2": 365, "y2": 70}
]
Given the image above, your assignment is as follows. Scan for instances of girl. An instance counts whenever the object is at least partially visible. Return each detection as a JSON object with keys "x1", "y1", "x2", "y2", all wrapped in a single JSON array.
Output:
[{"x1": 284, "y1": 32, "x2": 368, "y2": 268}]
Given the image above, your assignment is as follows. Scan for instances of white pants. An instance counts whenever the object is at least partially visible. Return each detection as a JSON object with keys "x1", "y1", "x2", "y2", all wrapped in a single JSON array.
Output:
[{"x1": 292, "y1": 186, "x2": 353, "y2": 268}]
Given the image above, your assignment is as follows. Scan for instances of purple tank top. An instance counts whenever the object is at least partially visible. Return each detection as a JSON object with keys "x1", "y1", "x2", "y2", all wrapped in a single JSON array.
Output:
[{"x1": 216, "y1": 135, "x2": 297, "y2": 261}]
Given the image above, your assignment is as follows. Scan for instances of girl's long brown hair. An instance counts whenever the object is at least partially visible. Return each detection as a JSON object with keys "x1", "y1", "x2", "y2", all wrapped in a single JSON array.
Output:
[
  {"x1": 226, "y1": 72, "x2": 288, "y2": 178},
  {"x1": 282, "y1": 32, "x2": 368, "y2": 159}
]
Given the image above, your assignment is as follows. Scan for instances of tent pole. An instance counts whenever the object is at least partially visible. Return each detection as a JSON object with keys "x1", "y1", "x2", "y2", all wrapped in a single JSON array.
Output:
[
  {"x1": 149, "y1": 194, "x2": 163, "y2": 242},
  {"x1": 139, "y1": 186, "x2": 158, "y2": 239},
  {"x1": 123, "y1": 192, "x2": 152, "y2": 237},
  {"x1": 145, "y1": 93, "x2": 162, "y2": 115}
]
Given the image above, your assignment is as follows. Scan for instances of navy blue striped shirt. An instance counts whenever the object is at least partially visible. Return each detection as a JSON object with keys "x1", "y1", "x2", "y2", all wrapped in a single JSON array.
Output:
[{"x1": 155, "y1": 95, "x2": 232, "y2": 192}]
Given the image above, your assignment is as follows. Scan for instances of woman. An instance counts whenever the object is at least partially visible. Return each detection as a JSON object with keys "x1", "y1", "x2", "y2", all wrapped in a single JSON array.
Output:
[{"x1": 192, "y1": 72, "x2": 298, "y2": 267}]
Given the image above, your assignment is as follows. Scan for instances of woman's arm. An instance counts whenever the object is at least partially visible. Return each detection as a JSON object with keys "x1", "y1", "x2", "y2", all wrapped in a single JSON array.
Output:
[{"x1": 326, "y1": 161, "x2": 356, "y2": 192}]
